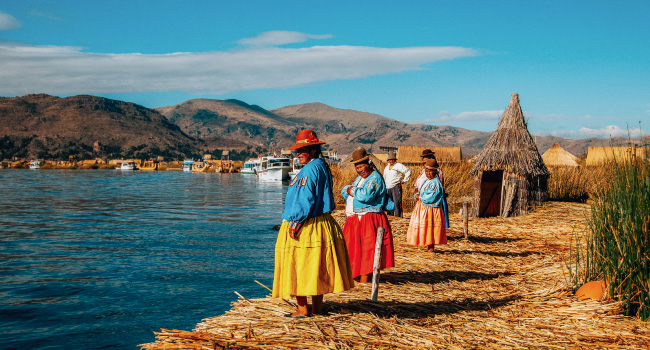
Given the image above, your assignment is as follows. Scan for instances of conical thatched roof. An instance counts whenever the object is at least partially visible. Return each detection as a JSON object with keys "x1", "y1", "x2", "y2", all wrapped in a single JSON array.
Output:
[
  {"x1": 542, "y1": 143, "x2": 579, "y2": 167},
  {"x1": 470, "y1": 93, "x2": 549, "y2": 177}
]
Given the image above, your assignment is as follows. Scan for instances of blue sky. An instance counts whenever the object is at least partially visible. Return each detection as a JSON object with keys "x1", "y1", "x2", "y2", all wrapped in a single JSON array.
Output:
[{"x1": 1, "y1": 0, "x2": 649, "y2": 139}]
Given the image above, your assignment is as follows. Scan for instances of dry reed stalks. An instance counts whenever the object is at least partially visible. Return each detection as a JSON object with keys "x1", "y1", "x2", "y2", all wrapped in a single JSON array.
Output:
[{"x1": 140, "y1": 202, "x2": 650, "y2": 350}]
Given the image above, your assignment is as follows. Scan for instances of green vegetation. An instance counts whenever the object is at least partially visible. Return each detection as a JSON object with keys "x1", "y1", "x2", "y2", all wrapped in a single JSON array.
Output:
[{"x1": 567, "y1": 155, "x2": 650, "y2": 320}]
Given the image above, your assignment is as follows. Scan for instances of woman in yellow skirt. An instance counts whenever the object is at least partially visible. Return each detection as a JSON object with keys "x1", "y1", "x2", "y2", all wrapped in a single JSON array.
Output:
[
  {"x1": 273, "y1": 129, "x2": 354, "y2": 318},
  {"x1": 407, "y1": 158, "x2": 447, "y2": 252}
]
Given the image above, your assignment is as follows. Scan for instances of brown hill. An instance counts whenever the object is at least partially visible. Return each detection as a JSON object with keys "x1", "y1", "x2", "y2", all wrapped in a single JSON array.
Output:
[{"x1": 0, "y1": 94, "x2": 201, "y2": 160}]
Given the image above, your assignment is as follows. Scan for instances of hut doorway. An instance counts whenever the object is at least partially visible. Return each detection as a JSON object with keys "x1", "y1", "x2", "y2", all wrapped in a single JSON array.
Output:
[{"x1": 479, "y1": 170, "x2": 503, "y2": 217}]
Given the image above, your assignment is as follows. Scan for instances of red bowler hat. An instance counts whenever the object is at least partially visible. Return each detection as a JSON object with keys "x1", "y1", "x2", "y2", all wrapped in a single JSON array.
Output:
[{"x1": 288, "y1": 129, "x2": 326, "y2": 150}]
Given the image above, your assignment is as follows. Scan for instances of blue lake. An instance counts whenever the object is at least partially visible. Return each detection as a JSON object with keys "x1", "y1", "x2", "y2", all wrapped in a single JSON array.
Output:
[{"x1": 0, "y1": 170, "x2": 286, "y2": 349}]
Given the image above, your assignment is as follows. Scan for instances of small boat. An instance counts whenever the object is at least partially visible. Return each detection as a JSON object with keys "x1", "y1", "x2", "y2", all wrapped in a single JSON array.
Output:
[
  {"x1": 29, "y1": 160, "x2": 42, "y2": 169},
  {"x1": 182, "y1": 160, "x2": 194, "y2": 172},
  {"x1": 119, "y1": 160, "x2": 137, "y2": 170},
  {"x1": 256, "y1": 156, "x2": 291, "y2": 181},
  {"x1": 241, "y1": 158, "x2": 260, "y2": 175},
  {"x1": 289, "y1": 157, "x2": 303, "y2": 180}
]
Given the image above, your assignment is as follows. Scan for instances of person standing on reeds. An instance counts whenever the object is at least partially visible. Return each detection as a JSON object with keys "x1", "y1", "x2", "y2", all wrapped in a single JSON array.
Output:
[
  {"x1": 273, "y1": 129, "x2": 354, "y2": 318},
  {"x1": 383, "y1": 151, "x2": 411, "y2": 217},
  {"x1": 413, "y1": 149, "x2": 449, "y2": 228},
  {"x1": 407, "y1": 158, "x2": 447, "y2": 252},
  {"x1": 341, "y1": 148, "x2": 395, "y2": 283}
]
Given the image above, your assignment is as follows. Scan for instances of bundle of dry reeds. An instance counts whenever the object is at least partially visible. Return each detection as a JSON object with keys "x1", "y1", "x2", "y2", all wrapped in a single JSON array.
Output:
[{"x1": 140, "y1": 202, "x2": 650, "y2": 350}]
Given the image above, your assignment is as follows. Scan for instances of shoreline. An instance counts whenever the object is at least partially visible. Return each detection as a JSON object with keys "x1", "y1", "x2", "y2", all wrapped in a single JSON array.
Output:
[{"x1": 139, "y1": 203, "x2": 649, "y2": 349}]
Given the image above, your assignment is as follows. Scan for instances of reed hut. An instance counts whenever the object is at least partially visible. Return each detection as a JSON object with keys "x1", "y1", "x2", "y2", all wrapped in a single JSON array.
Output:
[
  {"x1": 396, "y1": 146, "x2": 462, "y2": 165},
  {"x1": 469, "y1": 93, "x2": 549, "y2": 218},
  {"x1": 586, "y1": 146, "x2": 648, "y2": 166},
  {"x1": 542, "y1": 143, "x2": 580, "y2": 167}
]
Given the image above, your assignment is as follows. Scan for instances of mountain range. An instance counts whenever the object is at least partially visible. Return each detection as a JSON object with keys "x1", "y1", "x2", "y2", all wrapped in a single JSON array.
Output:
[{"x1": 0, "y1": 94, "x2": 636, "y2": 161}]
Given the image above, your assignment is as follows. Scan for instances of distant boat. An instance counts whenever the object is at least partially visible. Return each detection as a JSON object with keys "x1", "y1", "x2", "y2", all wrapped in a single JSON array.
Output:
[
  {"x1": 256, "y1": 156, "x2": 291, "y2": 181},
  {"x1": 29, "y1": 160, "x2": 42, "y2": 169},
  {"x1": 289, "y1": 157, "x2": 303, "y2": 180},
  {"x1": 182, "y1": 160, "x2": 194, "y2": 172},
  {"x1": 119, "y1": 160, "x2": 137, "y2": 170},
  {"x1": 241, "y1": 158, "x2": 260, "y2": 175}
]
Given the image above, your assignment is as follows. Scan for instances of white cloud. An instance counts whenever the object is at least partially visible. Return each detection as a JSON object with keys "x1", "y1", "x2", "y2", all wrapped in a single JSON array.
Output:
[
  {"x1": 0, "y1": 11, "x2": 21, "y2": 30},
  {"x1": 29, "y1": 9, "x2": 64, "y2": 21},
  {"x1": 237, "y1": 30, "x2": 333, "y2": 47},
  {"x1": 0, "y1": 41, "x2": 477, "y2": 95},
  {"x1": 549, "y1": 125, "x2": 647, "y2": 139},
  {"x1": 435, "y1": 110, "x2": 502, "y2": 123}
]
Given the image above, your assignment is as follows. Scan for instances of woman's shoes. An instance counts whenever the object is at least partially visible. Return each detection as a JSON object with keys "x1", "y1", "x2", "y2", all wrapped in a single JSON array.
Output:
[{"x1": 284, "y1": 313, "x2": 311, "y2": 319}]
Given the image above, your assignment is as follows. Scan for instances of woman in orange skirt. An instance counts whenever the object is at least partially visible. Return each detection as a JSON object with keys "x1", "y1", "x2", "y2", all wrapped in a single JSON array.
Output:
[{"x1": 407, "y1": 158, "x2": 447, "y2": 252}]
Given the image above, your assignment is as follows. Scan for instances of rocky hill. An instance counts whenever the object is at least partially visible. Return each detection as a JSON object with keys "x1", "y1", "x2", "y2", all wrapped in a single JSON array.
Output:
[
  {"x1": 0, "y1": 94, "x2": 201, "y2": 160},
  {"x1": 2, "y1": 94, "x2": 641, "y2": 161}
]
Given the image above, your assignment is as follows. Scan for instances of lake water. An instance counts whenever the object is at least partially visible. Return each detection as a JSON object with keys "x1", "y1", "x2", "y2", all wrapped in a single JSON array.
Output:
[{"x1": 0, "y1": 170, "x2": 286, "y2": 349}]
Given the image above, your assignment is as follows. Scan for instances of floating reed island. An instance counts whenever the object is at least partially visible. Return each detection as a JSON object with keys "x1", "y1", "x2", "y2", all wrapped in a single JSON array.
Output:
[{"x1": 139, "y1": 202, "x2": 650, "y2": 349}]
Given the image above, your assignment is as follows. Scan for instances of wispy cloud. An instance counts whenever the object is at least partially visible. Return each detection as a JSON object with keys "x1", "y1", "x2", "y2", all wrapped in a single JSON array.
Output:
[
  {"x1": 29, "y1": 9, "x2": 64, "y2": 21},
  {"x1": 237, "y1": 30, "x2": 333, "y2": 47},
  {"x1": 0, "y1": 39, "x2": 478, "y2": 95},
  {"x1": 548, "y1": 125, "x2": 647, "y2": 139},
  {"x1": 0, "y1": 11, "x2": 21, "y2": 30},
  {"x1": 434, "y1": 110, "x2": 502, "y2": 123}
]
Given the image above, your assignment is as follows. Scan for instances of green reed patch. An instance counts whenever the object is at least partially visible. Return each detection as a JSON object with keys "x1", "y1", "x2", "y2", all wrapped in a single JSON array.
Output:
[{"x1": 567, "y1": 156, "x2": 650, "y2": 320}]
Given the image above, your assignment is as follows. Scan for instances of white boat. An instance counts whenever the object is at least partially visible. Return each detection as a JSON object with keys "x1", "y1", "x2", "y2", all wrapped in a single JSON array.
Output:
[
  {"x1": 256, "y1": 156, "x2": 291, "y2": 181},
  {"x1": 182, "y1": 160, "x2": 194, "y2": 172},
  {"x1": 241, "y1": 158, "x2": 260, "y2": 175},
  {"x1": 119, "y1": 160, "x2": 137, "y2": 170},
  {"x1": 288, "y1": 157, "x2": 303, "y2": 180},
  {"x1": 29, "y1": 160, "x2": 42, "y2": 169}
]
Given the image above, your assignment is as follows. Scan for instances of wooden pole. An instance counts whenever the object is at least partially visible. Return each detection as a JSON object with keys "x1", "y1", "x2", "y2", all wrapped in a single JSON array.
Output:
[
  {"x1": 463, "y1": 201, "x2": 469, "y2": 240},
  {"x1": 370, "y1": 227, "x2": 385, "y2": 301}
]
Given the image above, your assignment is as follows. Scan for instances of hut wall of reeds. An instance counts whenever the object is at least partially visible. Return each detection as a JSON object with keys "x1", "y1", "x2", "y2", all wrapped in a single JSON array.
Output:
[
  {"x1": 396, "y1": 146, "x2": 462, "y2": 165},
  {"x1": 542, "y1": 143, "x2": 580, "y2": 167},
  {"x1": 585, "y1": 146, "x2": 648, "y2": 166},
  {"x1": 469, "y1": 93, "x2": 549, "y2": 218}
]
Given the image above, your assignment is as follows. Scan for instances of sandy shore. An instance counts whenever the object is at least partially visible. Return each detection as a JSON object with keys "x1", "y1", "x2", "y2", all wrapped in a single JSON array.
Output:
[{"x1": 139, "y1": 202, "x2": 650, "y2": 349}]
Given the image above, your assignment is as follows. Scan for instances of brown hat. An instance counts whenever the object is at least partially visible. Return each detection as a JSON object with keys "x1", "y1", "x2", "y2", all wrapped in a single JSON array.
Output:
[
  {"x1": 420, "y1": 149, "x2": 435, "y2": 157},
  {"x1": 387, "y1": 151, "x2": 397, "y2": 161},
  {"x1": 350, "y1": 148, "x2": 370, "y2": 164},
  {"x1": 424, "y1": 158, "x2": 438, "y2": 170},
  {"x1": 288, "y1": 129, "x2": 326, "y2": 151}
]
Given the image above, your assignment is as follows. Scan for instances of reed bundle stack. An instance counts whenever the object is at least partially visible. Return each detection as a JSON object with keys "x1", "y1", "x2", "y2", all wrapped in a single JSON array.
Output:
[
  {"x1": 542, "y1": 143, "x2": 580, "y2": 168},
  {"x1": 469, "y1": 93, "x2": 549, "y2": 218},
  {"x1": 586, "y1": 146, "x2": 648, "y2": 166},
  {"x1": 140, "y1": 202, "x2": 650, "y2": 350},
  {"x1": 396, "y1": 146, "x2": 462, "y2": 165}
]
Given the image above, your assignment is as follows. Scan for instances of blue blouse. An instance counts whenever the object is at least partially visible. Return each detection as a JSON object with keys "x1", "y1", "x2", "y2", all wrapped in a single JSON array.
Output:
[{"x1": 281, "y1": 158, "x2": 335, "y2": 228}]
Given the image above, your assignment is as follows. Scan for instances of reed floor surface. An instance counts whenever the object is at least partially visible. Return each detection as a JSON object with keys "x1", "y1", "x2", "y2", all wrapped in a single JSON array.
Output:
[{"x1": 140, "y1": 202, "x2": 650, "y2": 349}]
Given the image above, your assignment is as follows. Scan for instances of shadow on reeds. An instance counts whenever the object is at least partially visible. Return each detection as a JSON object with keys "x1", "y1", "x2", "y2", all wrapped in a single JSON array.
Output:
[
  {"x1": 446, "y1": 235, "x2": 524, "y2": 244},
  {"x1": 325, "y1": 295, "x2": 519, "y2": 318},
  {"x1": 436, "y1": 249, "x2": 537, "y2": 258},
  {"x1": 381, "y1": 269, "x2": 513, "y2": 286}
]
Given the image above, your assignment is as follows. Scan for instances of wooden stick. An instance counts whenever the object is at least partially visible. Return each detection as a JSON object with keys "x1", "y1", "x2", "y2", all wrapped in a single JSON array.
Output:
[
  {"x1": 371, "y1": 227, "x2": 385, "y2": 301},
  {"x1": 463, "y1": 201, "x2": 469, "y2": 240}
]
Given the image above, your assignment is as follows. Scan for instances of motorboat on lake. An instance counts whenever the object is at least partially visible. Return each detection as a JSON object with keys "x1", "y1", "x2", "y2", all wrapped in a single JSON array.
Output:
[
  {"x1": 289, "y1": 157, "x2": 303, "y2": 180},
  {"x1": 119, "y1": 160, "x2": 137, "y2": 170},
  {"x1": 29, "y1": 160, "x2": 42, "y2": 169},
  {"x1": 241, "y1": 158, "x2": 260, "y2": 175},
  {"x1": 256, "y1": 156, "x2": 291, "y2": 181},
  {"x1": 182, "y1": 160, "x2": 194, "y2": 172}
]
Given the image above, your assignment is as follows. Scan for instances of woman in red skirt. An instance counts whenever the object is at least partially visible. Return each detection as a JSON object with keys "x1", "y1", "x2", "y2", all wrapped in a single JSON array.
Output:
[{"x1": 341, "y1": 148, "x2": 395, "y2": 283}]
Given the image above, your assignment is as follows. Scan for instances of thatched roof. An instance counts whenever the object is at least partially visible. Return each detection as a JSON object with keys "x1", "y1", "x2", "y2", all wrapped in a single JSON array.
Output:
[
  {"x1": 542, "y1": 143, "x2": 579, "y2": 167},
  {"x1": 396, "y1": 146, "x2": 462, "y2": 164},
  {"x1": 374, "y1": 153, "x2": 388, "y2": 163},
  {"x1": 586, "y1": 146, "x2": 648, "y2": 166},
  {"x1": 470, "y1": 93, "x2": 549, "y2": 177}
]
